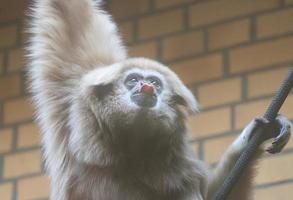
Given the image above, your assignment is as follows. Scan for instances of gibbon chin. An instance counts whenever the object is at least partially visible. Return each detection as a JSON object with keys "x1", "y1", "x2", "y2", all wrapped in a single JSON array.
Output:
[{"x1": 27, "y1": 0, "x2": 291, "y2": 200}]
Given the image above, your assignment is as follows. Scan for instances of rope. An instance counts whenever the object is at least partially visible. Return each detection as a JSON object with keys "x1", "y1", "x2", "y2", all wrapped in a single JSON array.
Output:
[{"x1": 213, "y1": 67, "x2": 293, "y2": 200}]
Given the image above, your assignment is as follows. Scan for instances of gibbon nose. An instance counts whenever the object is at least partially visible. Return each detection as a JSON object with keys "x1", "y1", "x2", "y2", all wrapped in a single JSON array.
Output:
[
  {"x1": 131, "y1": 83, "x2": 157, "y2": 108},
  {"x1": 140, "y1": 83, "x2": 154, "y2": 94}
]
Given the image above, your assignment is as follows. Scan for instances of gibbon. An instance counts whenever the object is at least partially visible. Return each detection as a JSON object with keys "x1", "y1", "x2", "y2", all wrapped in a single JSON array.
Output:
[{"x1": 27, "y1": 0, "x2": 291, "y2": 199}]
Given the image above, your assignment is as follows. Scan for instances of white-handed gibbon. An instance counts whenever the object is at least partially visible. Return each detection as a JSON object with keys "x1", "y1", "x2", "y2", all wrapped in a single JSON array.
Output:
[{"x1": 27, "y1": 0, "x2": 291, "y2": 199}]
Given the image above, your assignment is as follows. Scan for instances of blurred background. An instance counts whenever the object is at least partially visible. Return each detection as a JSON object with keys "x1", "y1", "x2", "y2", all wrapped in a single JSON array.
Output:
[{"x1": 0, "y1": 0, "x2": 293, "y2": 199}]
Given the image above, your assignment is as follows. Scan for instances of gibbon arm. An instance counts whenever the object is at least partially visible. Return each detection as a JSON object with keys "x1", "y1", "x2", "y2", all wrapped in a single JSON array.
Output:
[
  {"x1": 29, "y1": 0, "x2": 126, "y2": 69},
  {"x1": 206, "y1": 121, "x2": 259, "y2": 200},
  {"x1": 206, "y1": 116, "x2": 291, "y2": 200},
  {"x1": 28, "y1": 1, "x2": 126, "y2": 199}
]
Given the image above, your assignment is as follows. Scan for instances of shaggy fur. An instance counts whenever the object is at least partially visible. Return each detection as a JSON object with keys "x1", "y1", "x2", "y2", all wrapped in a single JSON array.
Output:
[{"x1": 27, "y1": 0, "x2": 291, "y2": 200}]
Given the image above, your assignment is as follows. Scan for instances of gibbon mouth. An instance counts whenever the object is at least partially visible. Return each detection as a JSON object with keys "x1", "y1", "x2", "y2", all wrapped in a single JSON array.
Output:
[{"x1": 131, "y1": 92, "x2": 157, "y2": 108}]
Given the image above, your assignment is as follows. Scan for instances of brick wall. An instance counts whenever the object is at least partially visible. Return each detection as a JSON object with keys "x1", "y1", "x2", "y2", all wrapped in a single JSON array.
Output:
[{"x1": 0, "y1": 0, "x2": 293, "y2": 199}]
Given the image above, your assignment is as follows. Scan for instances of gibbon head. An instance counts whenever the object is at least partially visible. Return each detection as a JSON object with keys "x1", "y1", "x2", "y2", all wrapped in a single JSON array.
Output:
[{"x1": 69, "y1": 58, "x2": 198, "y2": 165}]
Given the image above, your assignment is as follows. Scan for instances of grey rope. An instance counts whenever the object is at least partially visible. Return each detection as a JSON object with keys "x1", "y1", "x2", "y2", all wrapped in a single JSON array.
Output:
[{"x1": 213, "y1": 67, "x2": 293, "y2": 200}]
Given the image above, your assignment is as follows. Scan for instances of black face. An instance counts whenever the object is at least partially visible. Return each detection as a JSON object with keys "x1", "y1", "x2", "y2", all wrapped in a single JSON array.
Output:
[{"x1": 124, "y1": 73, "x2": 163, "y2": 108}]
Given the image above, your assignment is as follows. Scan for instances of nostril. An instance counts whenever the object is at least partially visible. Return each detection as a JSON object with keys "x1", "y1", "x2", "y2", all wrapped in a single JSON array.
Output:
[{"x1": 140, "y1": 84, "x2": 154, "y2": 94}]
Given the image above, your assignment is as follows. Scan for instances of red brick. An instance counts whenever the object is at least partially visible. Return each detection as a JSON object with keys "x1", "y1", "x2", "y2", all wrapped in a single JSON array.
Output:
[
  {"x1": 3, "y1": 150, "x2": 42, "y2": 178},
  {"x1": 281, "y1": 95, "x2": 293, "y2": 121},
  {"x1": 208, "y1": 19, "x2": 250, "y2": 49},
  {"x1": 230, "y1": 36, "x2": 293, "y2": 74},
  {"x1": 198, "y1": 78, "x2": 241, "y2": 108},
  {"x1": 0, "y1": 129, "x2": 13, "y2": 154},
  {"x1": 17, "y1": 123, "x2": 41, "y2": 148},
  {"x1": 0, "y1": 25, "x2": 17, "y2": 48},
  {"x1": 7, "y1": 48, "x2": 25, "y2": 72},
  {"x1": 0, "y1": 74, "x2": 21, "y2": 99},
  {"x1": 235, "y1": 99, "x2": 270, "y2": 129},
  {"x1": 255, "y1": 183, "x2": 293, "y2": 200},
  {"x1": 0, "y1": 53, "x2": 4, "y2": 74},
  {"x1": 18, "y1": 175, "x2": 50, "y2": 200},
  {"x1": 0, "y1": 183, "x2": 13, "y2": 200},
  {"x1": 162, "y1": 31, "x2": 204, "y2": 61},
  {"x1": 155, "y1": 0, "x2": 192, "y2": 9},
  {"x1": 286, "y1": 0, "x2": 293, "y2": 5},
  {"x1": 204, "y1": 134, "x2": 236, "y2": 164},
  {"x1": 248, "y1": 67, "x2": 291, "y2": 98},
  {"x1": 110, "y1": 0, "x2": 150, "y2": 20},
  {"x1": 256, "y1": 153, "x2": 293, "y2": 185},
  {"x1": 257, "y1": 8, "x2": 293, "y2": 38},
  {"x1": 0, "y1": 0, "x2": 30, "y2": 23},
  {"x1": 235, "y1": 95, "x2": 293, "y2": 130},
  {"x1": 190, "y1": 0, "x2": 278, "y2": 28},
  {"x1": 138, "y1": 9, "x2": 184, "y2": 39},
  {"x1": 129, "y1": 41, "x2": 158, "y2": 59},
  {"x1": 3, "y1": 98, "x2": 34, "y2": 124},
  {"x1": 171, "y1": 53, "x2": 223, "y2": 84},
  {"x1": 188, "y1": 107, "x2": 231, "y2": 138}
]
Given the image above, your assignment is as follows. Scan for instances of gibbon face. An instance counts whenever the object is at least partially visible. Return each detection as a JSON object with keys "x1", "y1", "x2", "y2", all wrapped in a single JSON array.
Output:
[
  {"x1": 68, "y1": 58, "x2": 198, "y2": 165},
  {"x1": 124, "y1": 69, "x2": 163, "y2": 108}
]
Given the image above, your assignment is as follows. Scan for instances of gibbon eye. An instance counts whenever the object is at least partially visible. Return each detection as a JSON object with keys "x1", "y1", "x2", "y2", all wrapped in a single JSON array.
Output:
[
  {"x1": 130, "y1": 77, "x2": 138, "y2": 83},
  {"x1": 147, "y1": 76, "x2": 162, "y2": 89},
  {"x1": 151, "y1": 80, "x2": 159, "y2": 86},
  {"x1": 151, "y1": 80, "x2": 157, "y2": 85},
  {"x1": 125, "y1": 73, "x2": 143, "y2": 89}
]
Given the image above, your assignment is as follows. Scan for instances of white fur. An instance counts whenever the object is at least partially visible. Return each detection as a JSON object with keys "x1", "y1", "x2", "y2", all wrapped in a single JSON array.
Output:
[{"x1": 27, "y1": 1, "x2": 291, "y2": 200}]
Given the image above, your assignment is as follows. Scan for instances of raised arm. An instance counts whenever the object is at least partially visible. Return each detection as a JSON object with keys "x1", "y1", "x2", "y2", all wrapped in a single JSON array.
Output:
[{"x1": 27, "y1": 1, "x2": 126, "y2": 199}]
